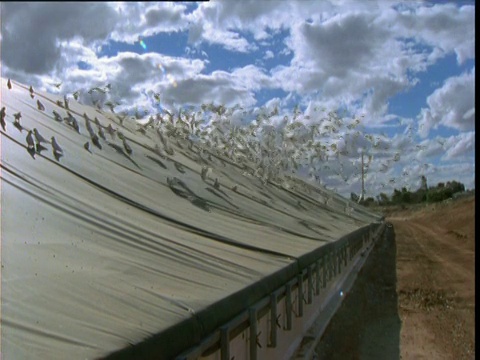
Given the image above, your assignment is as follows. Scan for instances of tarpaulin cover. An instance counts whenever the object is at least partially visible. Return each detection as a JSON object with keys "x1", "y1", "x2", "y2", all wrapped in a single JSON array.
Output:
[{"x1": 0, "y1": 78, "x2": 381, "y2": 359}]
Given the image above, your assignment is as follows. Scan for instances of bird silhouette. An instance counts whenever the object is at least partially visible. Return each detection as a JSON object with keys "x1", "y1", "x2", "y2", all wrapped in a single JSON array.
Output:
[
  {"x1": 37, "y1": 100, "x2": 45, "y2": 111},
  {"x1": 52, "y1": 110, "x2": 63, "y2": 122},
  {"x1": 91, "y1": 134, "x2": 102, "y2": 150},
  {"x1": 106, "y1": 124, "x2": 116, "y2": 139},
  {"x1": 84, "y1": 142, "x2": 92, "y2": 153},
  {"x1": 13, "y1": 112, "x2": 23, "y2": 132},
  {"x1": 51, "y1": 136, "x2": 63, "y2": 153},
  {"x1": 64, "y1": 112, "x2": 80, "y2": 133},
  {"x1": 98, "y1": 127, "x2": 106, "y2": 141},
  {"x1": 33, "y1": 128, "x2": 49, "y2": 143},
  {"x1": 26, "y1": 130, "x2": 35, "y2": 149},
  {"x1": 7, "y1": 79, "x2": 12, "y2": 89},
  {"x1": 1, "y1": 107, "x2": 6, "y2": 131},
  {"x1": 122, "y1": 138, "x2": 132, "y2": 155}
]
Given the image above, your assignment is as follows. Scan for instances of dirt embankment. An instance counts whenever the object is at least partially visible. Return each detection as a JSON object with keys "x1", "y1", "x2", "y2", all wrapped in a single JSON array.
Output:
[{"x1": 315, "y1": 195, "x2": 475, "y2": 359}]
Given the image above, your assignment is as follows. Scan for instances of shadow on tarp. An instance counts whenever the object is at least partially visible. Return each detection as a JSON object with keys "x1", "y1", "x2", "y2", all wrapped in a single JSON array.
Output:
[{"x1": 315, "y1": 224, "x2": 401, "y2": 360}]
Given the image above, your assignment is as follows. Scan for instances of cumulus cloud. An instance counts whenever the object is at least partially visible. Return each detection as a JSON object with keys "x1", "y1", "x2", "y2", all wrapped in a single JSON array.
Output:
[
  {"x1": 392, "y1": 3, "x2": 475, "y2": 64},
  {"x1": 110, "y1": 3, "x2": 189, "y2": 43},
  {"x1": 0, "y1": 2, "x2": 118, "y2": 74},
  {"x1": 418, "y1": 68, "x2": 475, "y2": 137},
  {"x1": 443, "y1": 131, "x2": 475, "y2": 160},
  {"x1": 264, "y1": 50, "x2": 274, "y2": 60}
]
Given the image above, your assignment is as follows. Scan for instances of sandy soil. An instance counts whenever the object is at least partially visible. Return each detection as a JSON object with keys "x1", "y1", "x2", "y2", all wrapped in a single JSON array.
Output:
[
  {"x1": 390, "y1": 195, "x2": 475, "y2": 360},
  {"x1": 315, "y1": 195, "x2": 475, "y2": 359}
]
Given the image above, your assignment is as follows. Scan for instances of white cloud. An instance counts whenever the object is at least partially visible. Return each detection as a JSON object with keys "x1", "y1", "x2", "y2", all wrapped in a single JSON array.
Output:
[
  {"x1": 160, "y1": 65, "x2": 271, "y2": 108},
  {"x1": 110, "y1": 3, "x2": 189, "y2": 43},
  {"x1": 418, "y1": 68, "x2": 475, "y2": 137},
  {"x1": 0, "y1": 2, "x2": 118, "y2": 74},
  {"x1": 443, "y1": 131, "x2": 475, "y2": 160},
  {"x1": 264, "y1": 50, "x2": 274, "y2": 60},
  {"x1": 392, "y1": 3, "x2": 475, "y2": 64}
]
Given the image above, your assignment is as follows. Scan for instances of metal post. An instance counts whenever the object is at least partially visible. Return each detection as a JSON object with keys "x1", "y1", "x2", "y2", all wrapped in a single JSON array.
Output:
[
  {"x1": 269, "y1": 293, "x2": 277, "y2": 348},
  {"x1": 220, "y1": 326, "x2": 230, "y2": 360},
  {"x1": 285, "y1": 284, "x2": 292, "y2": 330},
  {"x1": 307, "y1": 266, "x2": 313, "y2": 304},
  {"x1": 297, "y1": 274, "x2": 304, "y2": 317},
  {"x1": 249, "y1": 308, "x2": 258, "y2": 360},
  {"x1": 315, "y1": 260, "x2": 321, "y2": 295}
]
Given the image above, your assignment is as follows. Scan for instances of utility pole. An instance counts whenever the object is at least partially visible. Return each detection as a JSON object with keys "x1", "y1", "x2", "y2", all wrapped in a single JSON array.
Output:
[{"x1": 359, "y1": 151, "x2": 365, "y2": 203}]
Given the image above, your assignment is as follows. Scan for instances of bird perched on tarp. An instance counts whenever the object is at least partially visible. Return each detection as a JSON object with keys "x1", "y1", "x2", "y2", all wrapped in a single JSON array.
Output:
[
  {"x1": 106, "y1": 123, "x2": 116, "y2": 139},
  {"x1": 13, "y1": 112, "x2": 22, "y2": 122},
  {"x1": 91, "y1": 133, "x2": 102, "y2": 150},
  {"x1": 1, "y1": 107, "x2": 6, "y2": 131},
  {"x1": 174, "y1": 162, "x2": 185, "y2": 173},
  {"x1": 98, "y1": 127, "x2": 106, "y2": 141},
  {"x1": 51, "y1": 136, "x2": 63, "y2": 161},
  {"x1": 7, "y1": 79, "x2": 12, "y2": 89},
  {"x1": 33, "y1": 128, "x2": 48, "y2": 143},
  {"x1": 51, "y1": 136, "x2": 63, "y2": 154},
  {"x1": 37, "y1": 100, "x2": 45, "y2": 111},
  {"x1": 52, "y1": 110, "x2": 63, "y2": 122},
  {"x1": 64, "y1": 112, "x2": 80, "y2": 133},
  {"x1": 84, "y1": 142, "x2": 92, "y2": 153},
  {"x1": 122, "y1": 138, "x2": 132, "y2": 155},
  {"x1": 29, "y1": 85, "x2": 34, "y2": 96},
  {"x1": 201, "y1": 166, "x2": 210, "y2": 181},
  {"x1": 13, "y1": 112, "x2": 24, "y2": 132},
  {"x1": 26, "y1": 130, "x2": 35, "y2": 149}
]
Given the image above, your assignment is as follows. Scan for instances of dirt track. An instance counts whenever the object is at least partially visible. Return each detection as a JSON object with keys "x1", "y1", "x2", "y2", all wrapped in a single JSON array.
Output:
[
  {"x1": 315, "y1": 195, "x2": 475, "y2": 359},
  {"x1": 390, "y1": 195, "x2": 475, "y2": 359}
]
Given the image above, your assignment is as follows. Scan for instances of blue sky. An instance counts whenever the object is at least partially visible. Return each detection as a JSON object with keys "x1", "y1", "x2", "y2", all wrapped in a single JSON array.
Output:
[{"x1": 0, "y1": 1, "x2": 475, "y2": 197}]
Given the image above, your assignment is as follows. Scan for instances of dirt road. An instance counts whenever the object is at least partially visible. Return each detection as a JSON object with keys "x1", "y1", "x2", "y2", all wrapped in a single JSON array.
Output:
[
  {"x1": 315, "y1": 195, "x2": 475, "y2": 359},
  {"x1": 390, "y1": 196, "x2": 475, "y2": 360}
]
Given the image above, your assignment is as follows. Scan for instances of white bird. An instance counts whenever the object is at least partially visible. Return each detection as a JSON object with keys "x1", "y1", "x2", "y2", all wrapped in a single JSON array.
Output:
[
  {"x1": 52, "y1": 110, "x2": 63, "y2": 122},
  {"x1": 64, "y1": 95, "x2": 69, "y2": 110},
  {"x1": 33, "y1": 128, "x2": 48, "y2": 143},
  {"x1": 1, "y1": 107, "x2": 6, "y2": 131},
  {"x1": 51, "y1": 136, "x2": 63, "y2": 153},
  {"x1": 37, "y1": 100, "x2": 45, "y2": 111},
  {"x1": 122, "y1": 138, "x2": 132, "y2": 155},
  {"x1": 91, "y1": 134, "x2": 102, "y2": 150},
  {"x1": 26, "y1": 130, "x2": 35, "y2": 149},
  {"x1": 84, "y1": 142, "x2": 91, "y2": 153}
]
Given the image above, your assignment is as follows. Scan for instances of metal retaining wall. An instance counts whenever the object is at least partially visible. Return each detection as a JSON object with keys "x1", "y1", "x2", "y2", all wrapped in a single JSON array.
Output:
[{"x1": 176, "y1": 222, "x2": 386, "y2": 360}]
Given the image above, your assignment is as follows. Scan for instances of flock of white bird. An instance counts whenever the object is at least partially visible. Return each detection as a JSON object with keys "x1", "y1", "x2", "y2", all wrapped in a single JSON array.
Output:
[{"x1": 3, "y1": 78, "x2": 410, "y2": 197}]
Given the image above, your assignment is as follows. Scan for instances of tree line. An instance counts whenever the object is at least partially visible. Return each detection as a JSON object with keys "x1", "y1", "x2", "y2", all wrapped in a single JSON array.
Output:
[{"x1": 351, "y1": 177, "x2": 468, "y2": 206}]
